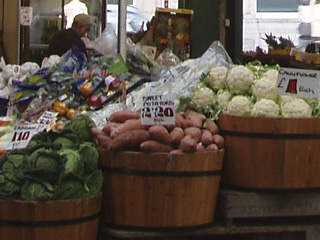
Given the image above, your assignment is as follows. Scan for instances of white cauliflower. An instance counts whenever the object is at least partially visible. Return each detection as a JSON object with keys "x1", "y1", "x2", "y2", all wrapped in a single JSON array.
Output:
[
  {"x1": 217, "y1": 89, "x2": 232, "y2": 112},
  {"x1": 20, "y1": 62, "x2": 40, "y2": 76},
  {"x1": 41, "y1": 55, "x2": 61, "y2": 69},
  {"x1": 190, "y1": 86, "x2": 215, "y2": 109},
  {"x1": 206, "y1": 65, "x2": 228, "y2": 90},
  {"x1": 226, "y1": 95, "x2": 252, "y2": 116},
  {"x1": 251, "y1": 99, "x2": 280, "y2": 117},
  {"x1": 281, "y1": 98, "x2": 312, "y2": 118},
  {"x1": 252, "y1": 76, "x2": 278, "y2": 101},
  {"x1": 277, "y1": 95, "x2": 297, "y2": 106},
  {"x1": 226, "y1": 65, "x2": 254, "y2": 94},
  {"x1": 264, "y1": 69, "x2": 279, "y2": 80}
]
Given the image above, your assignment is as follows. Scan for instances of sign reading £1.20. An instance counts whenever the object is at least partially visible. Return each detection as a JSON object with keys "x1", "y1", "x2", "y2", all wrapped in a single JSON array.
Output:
[{"x1": 277, "y1": 67, "x2": 320, "y2": 99}]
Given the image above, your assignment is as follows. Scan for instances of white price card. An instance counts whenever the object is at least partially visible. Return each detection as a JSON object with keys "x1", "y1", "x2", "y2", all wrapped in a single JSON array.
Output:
[
  {"x1": 37, "y1": 111, "x2": 58, "y2": 131},
  {"x1": 141, "y1": 94, "x2": 175, "y2": 125},
  {"x1": 6, "y1": 124, "x2": 45, "y2": 150},
  {"x1": 277, "y1": 67, "x2": 320, "y2": 99}
]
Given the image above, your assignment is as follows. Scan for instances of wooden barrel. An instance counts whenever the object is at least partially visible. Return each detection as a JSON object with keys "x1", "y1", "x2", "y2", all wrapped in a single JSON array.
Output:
[
  {"x1": 99, "y1": 150, "x2": 224, "y2": 228},
  {"x1": 219, "y1": 114, "x2": 320, "y2": 189},
  {"x1": 0, "y1": 193, "x2": 102, "y2": 240}
]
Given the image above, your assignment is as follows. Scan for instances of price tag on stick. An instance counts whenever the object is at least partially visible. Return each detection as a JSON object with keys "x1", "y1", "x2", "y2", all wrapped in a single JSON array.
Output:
[
  {"x1": 141, "y1": 94, "x2": 176, "y2": 125},
  {"x1": 6, "y1": 124, "x2": 44, "y2": 150}
]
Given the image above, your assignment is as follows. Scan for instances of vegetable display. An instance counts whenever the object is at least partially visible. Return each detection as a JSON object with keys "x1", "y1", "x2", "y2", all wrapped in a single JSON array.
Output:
[
  {"x1": 0, "y1": 115, "x2": 103, "y2": 201},
  {"x1": 92, "y1": 109, "x2": 224, "y2": 154}
]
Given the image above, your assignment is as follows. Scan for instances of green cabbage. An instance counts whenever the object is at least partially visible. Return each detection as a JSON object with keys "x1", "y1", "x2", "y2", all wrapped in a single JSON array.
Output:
[
  {"x1": 20, "y1": 180, "x2": 55, "y2": 201},
  {"x1": 59, "y1": 148, "x2": 84, "y2": 178},
  {"x1": 79, "y1": 142, "x2": 99, "y2": 174},
  {"x1": 63, "y1": 115, "x2": 96, "y2": 141},
  {"x1": 85, "y1": 170, "x2": 103, "y2": 195},
  {"x1": 0, "y1": 174, "x2": 20, "y2": 199},
  {"x1": 55, "y1": 177, "x2": 89, "y2": 200}
]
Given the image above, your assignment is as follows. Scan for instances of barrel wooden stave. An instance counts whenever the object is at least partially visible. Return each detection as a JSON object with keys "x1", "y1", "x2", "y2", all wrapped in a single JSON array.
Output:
[
  {"x1": 219, "y1": 114, "x2": 320, "y2": 189},
  {"x1": 99, "y1": 150, "x2": 224, "y2": 228}
]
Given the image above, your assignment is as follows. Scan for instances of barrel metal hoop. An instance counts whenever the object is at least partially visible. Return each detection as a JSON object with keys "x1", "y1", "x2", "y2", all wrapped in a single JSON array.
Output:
[
  {"x1": 221, "y1": 130, "x2": 320, "y2": 139},
  {"x1": 102, "y1": 167, "x2": 222, "y2": 177},
  {"x1": 0, "y1": 213, "x2": 100, "y2": 228}
]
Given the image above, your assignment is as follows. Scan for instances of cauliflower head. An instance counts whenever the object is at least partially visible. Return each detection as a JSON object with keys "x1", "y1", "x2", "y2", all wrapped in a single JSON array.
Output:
[
  {"x1": 226, "y1": 95, "x2": 252, "y2": 116},
  {"x1": 226, "y1": 65, "x2": 254, "y2": 94},
  {"x1": 252, "y1": 76, "x2": 278, "y2": 101},
  {"x1": 281, "y1": 98, "x2": 312, "y2": 118},
  {"x1": 277, "y1": 95, "x2": 297, "y2": 106},
  {"x1": 206, "y1": 65, "x2": 228, "y2": 90},
  {"x1": 264, "y1": 69, "x2": 279, "y2": 80},
  {"x1": 190, "y1": 86, "x2": 215, "y2": 109},
  {"x1": 251, "y1": 99, "x2": 280, "y2": 117},
  {"x1": 217, "y1": 89, "x2": 232, "y2": 112}
]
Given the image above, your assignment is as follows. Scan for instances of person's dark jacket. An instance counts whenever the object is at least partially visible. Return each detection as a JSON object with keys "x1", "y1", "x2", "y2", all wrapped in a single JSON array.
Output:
[{"x1": 47, "y1": 28, "x2": 87, "y2": 57}]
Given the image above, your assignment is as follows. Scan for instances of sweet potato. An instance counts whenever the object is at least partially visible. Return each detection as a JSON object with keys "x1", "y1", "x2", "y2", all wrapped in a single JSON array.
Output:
[
  {"x1": 149, "y1": 125, "x2": 171, "y2": 145},
  {"x1": 169, "y1": 127, "x2": 185, "y2": 147},
  {"x1": 96, "y1": 134, "x2": 112, "y2": 149},
  {"x1": 175, "y1": 113, "x2": 188, "y2": 129},
  {"x1": 169, "y1": 149, "x2": 184, "y2": 155},
  {"x1": 102, "y1": 122, "x2": 121, "y2": 137},
  {"x1": 110, "y1": 119, "x2": 144, "y2": 138},
  {"x1": 109, "y1": 129, "x2": 150, "y2": 151},
  {"x1": 205, "y1": 143, "x2": 219, "y2": 151},
  {"x1": 184, "y1": 127, "x2": 202, "y2": 142},
  {"x1": 205, "y1": 119, "x2": 219, "y2": 135},
  {"x1": 140, "y1": 140, "x2": 173, "y2": 153},
  {"x1": 185, "y1": 109, "x2": 206, "y2": 128},
  {"x1": 196, "y1": 143, "x2": 206, "y2": 152},
  {"x1": 212, "y1": 134, "x2": 224, "y2": 149},
  {"x1": 108, "y1": 110, "x2": 140, "y2": 123},
  {"x1": 179, "y1": 135, "x2": 197, "y2": 153},
  {"x1": 91, "y1": 127, "x2": 103, "y2": 137},
  {"x1": 201, "y1": 129, "x2": 213, "y2": 147}
]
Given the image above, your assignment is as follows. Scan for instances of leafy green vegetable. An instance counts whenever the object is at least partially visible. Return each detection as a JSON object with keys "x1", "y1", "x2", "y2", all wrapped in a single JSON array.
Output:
[
  {"x1": 20, "y1": 180, "x2": 55, "y2": 201},
  {"x1": 59, "y1": 148, "x2": 84, "y2": 178},
  {"x1": 79, "y1": 141, "x2": 99, "y2": 174},
  {"x1": 63, "y1": 115, "x2": 96, "y2": 141},
  {"x1": 0, "y1": 174, "x2": 20, "y2": 199},
  {"x1": 85, "y1": 170, "x2": 103, "y2": 195},
  {"x1": 55, "y1": 177, "x2": 89, "y2": 200}
]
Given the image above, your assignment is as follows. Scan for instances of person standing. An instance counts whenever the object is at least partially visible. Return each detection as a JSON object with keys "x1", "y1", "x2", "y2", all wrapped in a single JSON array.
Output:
[{"x1": 47, "y1": 13, "x2": 94, "y2": 57}]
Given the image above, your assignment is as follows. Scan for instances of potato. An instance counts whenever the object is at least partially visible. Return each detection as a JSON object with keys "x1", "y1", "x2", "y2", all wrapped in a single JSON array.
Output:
[
  {"x1": 109, "y1": 129, "x2": 150, "y2": 151},
  {"x1": 205, "y1": 119, "x2": 219, "y2": 135},
  {"x1": 185, "y1": 109, "x2": 206, "y2": 128},
  {"x1": 97, "y1": 134, "x2": 112, "y2": 149},
  {"x1": 108, "y1": 110, "x2": 140, "y2": 123},
  {"x1": 110, "y1": 119, "x2": 144, "y2": 138},
  {"x1": 140, "y1": 140, "x2": 173, "y2": 153},
  {"x1": 205, "y1": 143, "x2": 219, "y2": 151},
  {"x1": 179, "y1": 135, "x2": 197, "y2": 153},
  {"x1": 149, "y1": 125, "x2": 171, "y2": 145},
  {"x1": 201, "y1": 129, "x2": 213, "y2": 146},
  {"x1": 169, "y1": 127, "x2": 185, "y2": 147},
  {"x1": 212, "y1": 134, "x2": 224, "y2": 149},
  {"x1": 184, "y1": 127, "x2": 202, "y2": 142}
]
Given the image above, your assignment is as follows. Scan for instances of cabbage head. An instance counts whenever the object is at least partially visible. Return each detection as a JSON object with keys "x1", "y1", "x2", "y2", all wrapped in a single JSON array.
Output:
[
  {"x1": 0, "y1": 174, "x2": 20, "y2": 199},
  {"x1": 20, "y1": 180, "x2": 55, "y2": 201},
  {"x1": 79, "y1": 142, "x2": 99, "y2": 174},
  {"x1": 55, "y1": 177, "x2": 89, "y2": 200},
  {"x1": 63, "y1": 115, "x2": 96, "y2": 141},
  {"x1": 85, "y1": 170, "x2": 103, "y2": 195},
  {"x1": 59, "y1": 148, "x2": 84, "y2": 178},
  {"x1": 53, "y1": 134, "x2": 78, "y2": 149}
]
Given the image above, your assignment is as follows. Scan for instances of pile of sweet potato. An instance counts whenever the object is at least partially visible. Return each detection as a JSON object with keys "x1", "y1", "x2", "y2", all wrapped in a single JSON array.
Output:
[{"x1": 91, "y1": 109, "x2": 224, "y2": 154}]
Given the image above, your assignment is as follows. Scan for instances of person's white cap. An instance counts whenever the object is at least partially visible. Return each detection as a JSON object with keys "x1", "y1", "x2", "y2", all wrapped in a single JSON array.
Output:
[{"x1": 73, "y1": 14, "x2": 95, "y2": 26}]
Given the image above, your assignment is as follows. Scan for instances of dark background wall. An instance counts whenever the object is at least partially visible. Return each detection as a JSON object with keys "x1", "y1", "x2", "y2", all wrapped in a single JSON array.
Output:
[{"x1": 182, "y1": 0, "x2": 220, "y2": 58}]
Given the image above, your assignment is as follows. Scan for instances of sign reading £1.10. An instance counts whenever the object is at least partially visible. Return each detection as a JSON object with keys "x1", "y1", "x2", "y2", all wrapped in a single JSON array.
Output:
[
  {"x1": 277, "y1": 67, "x2": 320, "y2": 99},
  {"x1": 141, "y1": 94, "x2": 175, "y2": 126}
]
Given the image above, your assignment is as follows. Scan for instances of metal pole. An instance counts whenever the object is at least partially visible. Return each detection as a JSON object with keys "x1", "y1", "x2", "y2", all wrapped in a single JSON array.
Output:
[{"x1": 118, "y1": 0, "x2": 127, "y2": 61}]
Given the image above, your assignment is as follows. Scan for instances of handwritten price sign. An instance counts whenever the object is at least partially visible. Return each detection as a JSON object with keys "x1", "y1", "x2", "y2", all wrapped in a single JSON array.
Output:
[
  {"x1": 6, "y1": 124, "x2": 44, "y2": 150},
  {"x1": 277, "y1": 68, "x2": 320, "y2": 99},
  {"x1": 141, "y1": 94, "x2": 176, "y2": 125}
]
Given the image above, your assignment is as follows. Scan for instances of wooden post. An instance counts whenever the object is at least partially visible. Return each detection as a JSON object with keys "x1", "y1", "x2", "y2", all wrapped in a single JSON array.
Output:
[{"x1": 117, "y1": 0, "x2": 127, "y2": 61}]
